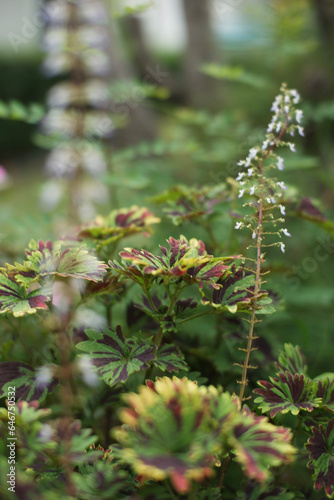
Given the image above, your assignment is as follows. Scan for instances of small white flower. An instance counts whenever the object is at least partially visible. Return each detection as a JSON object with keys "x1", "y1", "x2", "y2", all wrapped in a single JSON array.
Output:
[
  {"x1": 239, "y1": 181, "x2": 245, "y2": 186},
  {"x1": 267, "y1": 123, "x2": 275, "y2": 133},
  {"x1": 252, "y1": 232, "x2": 256, "y2": 239},
  {"x1": 284, "y1": 95, "x2": 290, "y2": 103},
  {"x1": 249, "y1": 147, "x2": 258, "y2": 159},
  {"x1": 271, "y1": 197, "x2": 276, "y2": 204},
  {"x1": 289, "y1": 130, "x2": 295, "y2": 136},
  {"x1": 282, "y1": 228, "x2": 291, "y2": 237},
  {"x1": 237, "y1": 160, "x2": 245, "y2": 166},
  {"x1": 266, "y1": 197, "x2": 271, "y2": 203},
  {"x1": 250, "y1": 186, "x2": 255, "y2": 195},
  {"x1": 247, "y1": 168, "x2": 254, "y2": 177},
  {"x1": 279, "y1": 205, "x2": 286, "y2": 215},
  {"x1": 262, "y1": 140, "x2": 269, "y2": 150},
  {"x1": 280, "y1": 242, "x2": 285, "y2": 253},
  {"x1": 236, "y1": 172, "x2": 245, "y2": 181},
  {"x1": 35, "y1": 366, "x2": 53, "y2": 387},
  {"x1": 276, "y1": 122, "x2": 282, "y2": 133},
  {"x1": 245, "y1": 157, "x2": 251, "y2": 167},
  {"x1": 277, "y1": 181, "x2": 287, "y2": 190},
  {"x1": 235, "y1": 222, "x2": 242, "y2": 229},
  {"x1": 289, "y1": 143, "x2": 296, "y2": 153},
  {"x1": 297, "y1": 126, "x2": 304, "y2": 136},
  {"x1": 78, "y1": 356, "x2": 99, "y2": 387},
  {"x1": 271, "y1": 103, "x2": 279, "y2": 114},
  {"x1": 284, "y1": 105, "x2": 289, "y2": 114},
  {"x1": 271, "y1": 95, "x2": 282, "y2": 113},
  {"x1": 38, "y1": 424, "x2": 54, "y2": 443},
  {"x1": 291, "y1": 90, "x2": 300, "y2": 104},
  {"x1": 295, "y1": 109, "x2": 303, "y2": 124},
  {"x1": 277, "y1": 157, "x2": 284, "y2": 170},
  {"x1": 238, "y1": 189, "x2": 244, "y2": 198}
]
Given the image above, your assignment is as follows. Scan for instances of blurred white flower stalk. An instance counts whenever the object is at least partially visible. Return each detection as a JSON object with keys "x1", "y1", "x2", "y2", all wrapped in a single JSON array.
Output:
[
  {"x1": 234, "y1": 84, "x2": 304, "y2": 403},
  {"x1": 40, "y1": 0, "x2": 113, "y2": 221}
]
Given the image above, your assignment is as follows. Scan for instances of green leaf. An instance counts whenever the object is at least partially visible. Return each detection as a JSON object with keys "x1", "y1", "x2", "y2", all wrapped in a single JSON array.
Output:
[
  {"x1": 0, "y1": 362, "x2": 58, "y2": 401},
  {"x1": 202, "y1": 265, "x2": 265, "y2": 313},
  {"x1": 76, "y1": 326, "x2": 156, "y2": 386},
  {"x1": 229, "y1": 407, "x2": 296, "y2": 483},
  {"x1": 200, "y1": 64, "x2": 268, "y2": 88},
  {"x1": 276, "y1": 343, "x2": 307, "y2": 375},
  {"x1": 150, "y1": 183, "x2": 228, "y2": 225},
  {"x1": 0, "y1": 274, "x2": 51, "y2": 317},
  {"x1": 110, "y1": 235, "x2": 234, "y2": 289},
  {"x1": 6, "y1": 240, "x2": 108, "y2": 286},
  {"x1": 254, "y1": 372, "x2": 321, "y2": 417},
  {"x1": 153, "y1": 345, "x2": 189, "y2": 373},
  {"x1": 72, "y1": 460, "x2": 131, "y2": 500},
  {"x1": 77, "y1": 206, "x2": 160, "y2": 245},
  {"x1": 0, "y1": 99, "x2": 44, "y2": 123},
  {"x1": 306, "y1": 418, "x2": 334, "y2": 497}
]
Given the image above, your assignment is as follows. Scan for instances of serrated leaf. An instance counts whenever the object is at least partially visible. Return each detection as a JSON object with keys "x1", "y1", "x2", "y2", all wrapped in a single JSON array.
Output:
[
  {"x1": 150, "y1": 183, "x2": 228, "y2": 225},
  {"x1": 153, "y1": 345, "x2": 188, "y2": 373},
  {"x1": 77, "y1": 206, "x2": 160, "y2": 245},
  {"x1": 0, "y1": 362, "x2": 58, "y2": 401},
  {"x1": 202, "y1": 264, "x2": 265, "y2": 313},
  {"x1": 254, "y1": 372, "x2": 321, "y2": 417},
  {"x1": 276, "y1": 343, "x2": 307, "y2": 375},
  {"x1": 110, "y1": 235, "x2": 233, "y2": 289},
  {"x1": 76, "y1": 326, "x2": 156, "y2": 386},
  {"x1": 5, "y1": 240, "x2": 107, "y2": 286},
  {"x1": 230, "y1": 407, "x2": 296, "y2": 483},
  {"x1": 0, "y1": 274, "x2": 51, "y2": 317},
  {"x1": 306, "y1": 418, "x2": 334, "y2": 498},
  {"x1": 316, "y1": 378, "x2": 334, "y2": 411}
]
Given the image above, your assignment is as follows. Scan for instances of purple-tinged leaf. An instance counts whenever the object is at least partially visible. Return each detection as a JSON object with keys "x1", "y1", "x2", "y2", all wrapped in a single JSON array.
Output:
[
  {"x1": 151, "y1": 183, "x2": 228, "y2": 225},
  {"x1": 316, "y1": 378, "x2": 334, "y2": 411},
  {"x1": 76, "y1": 325, "x2": 156, "y2": 386},
  {"x1": 230, "y1": 407, "x2": 295, "y2": 483},
  {"x1": 4, "y1": 240, "x2": 107, "y2": 286},
  {"x1": 175, "y1": 297, "x2": 198, "y2": 314},
  {"x1": 297, "y1": 197, "x2": 326, "y2": 221},
  {"x1": 0, "y1": 362, "x2": 58, "y2": 401},
  {"x1": 153, "y1": 345, "x2": 188, "y2": 373},
  {"x1": 275, "y1": 343, "x2": 307, "y2": 376},
  {"x1": 0, "y1": 274, "x2": 51, "y2": 317},
  {"x1": 297, "y1": 197, "x2": 334, "y2": 232},
  {"x1": 114, "y1": 377, "x2": 227, "y2": 494},
  {"x1": 77, "y1": 206, "x2": 160, "y2": 244},
  {"x1": 110, "y1": 235, "x2": 234, "y2": 289},
  {"x1": 306, "y1": 418, "x2": 334, "y2": 498},
  {"x1": 202, "y1": 265, "x2": 265, "y2": 313},
  {"x1": 254, "y1": 372, "x2": 321, "y2": 417},
  {"x1": 83, "y1": 274, "x2": 122, "y2": 298}
]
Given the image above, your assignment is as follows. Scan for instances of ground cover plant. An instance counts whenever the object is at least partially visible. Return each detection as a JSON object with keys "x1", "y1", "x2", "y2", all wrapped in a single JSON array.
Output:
[{"x1": 1, "y1": 79, "x2": 334, "y2": 500}]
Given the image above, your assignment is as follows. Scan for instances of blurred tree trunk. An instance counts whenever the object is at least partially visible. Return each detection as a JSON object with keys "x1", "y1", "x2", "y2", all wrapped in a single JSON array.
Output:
[
  {"x1": 182, "y1": 0, "x2": 221, "y2": 109},
  {"x1": 109, "y1": 19, "x2": 157, "y2": 146}
]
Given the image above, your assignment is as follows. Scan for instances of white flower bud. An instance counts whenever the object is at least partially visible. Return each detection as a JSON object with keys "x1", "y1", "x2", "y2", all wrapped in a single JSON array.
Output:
[
  {"x1": 277, "y1": 157, "x2": 284, "y2": 170},
  {"x1": 295, "y1": 109, "x2": 303, "y2": 124},
  {"x1": 277, "y1": 181, "x2": 287, "y2": 190}
]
